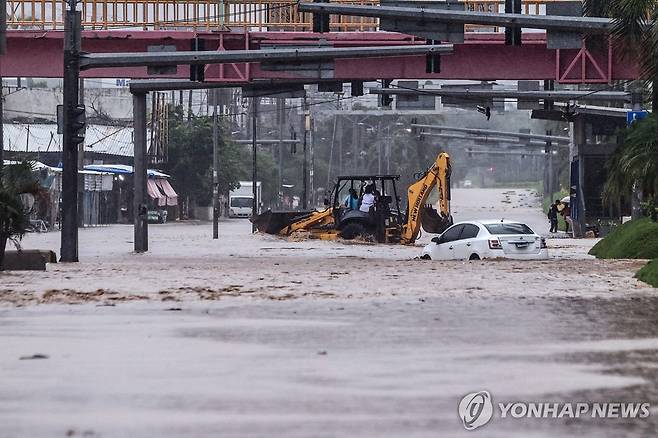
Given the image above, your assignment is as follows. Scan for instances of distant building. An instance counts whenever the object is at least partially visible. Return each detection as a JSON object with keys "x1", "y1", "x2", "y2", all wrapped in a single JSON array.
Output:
[{"x1": 3, "y1": 124, "x2": 178, "y2": 228}]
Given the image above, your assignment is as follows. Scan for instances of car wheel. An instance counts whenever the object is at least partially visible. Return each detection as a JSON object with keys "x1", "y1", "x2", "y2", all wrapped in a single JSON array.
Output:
[
  {"x1": 340, "y1": 223, "x2": 369, "y2": 240},
  {"x1": 469, "y1": 253, "x2": 481, "y2": 261}
]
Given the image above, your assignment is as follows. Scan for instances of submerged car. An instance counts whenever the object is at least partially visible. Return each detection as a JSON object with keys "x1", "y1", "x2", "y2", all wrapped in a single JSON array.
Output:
[{"x1": 421, "y1": 220, "x2": 548, "y2": 261}]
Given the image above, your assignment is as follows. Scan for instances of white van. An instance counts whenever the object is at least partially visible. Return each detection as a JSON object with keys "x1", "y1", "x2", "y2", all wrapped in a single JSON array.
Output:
[{"x1": 229, "y1": 181, "x2": 261, "y2": 218}]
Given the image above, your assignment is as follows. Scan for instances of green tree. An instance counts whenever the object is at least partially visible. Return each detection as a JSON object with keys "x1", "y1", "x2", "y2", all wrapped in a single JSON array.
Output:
[
  {"x1": 167, "y1": 106, "x2": 243, "y2": 207},
  {"x1": 165, "y1": 106, "x2": 279, "y2": 211},
  {"x1": 0, "y1": 162, "x2": 40, "y2": 270},
  {"x1": 585, "y1": 1, "x2": 658, "y2": 215},
  {"x1": 604, "y1": 115, "x2": 658, "y2": 206}
]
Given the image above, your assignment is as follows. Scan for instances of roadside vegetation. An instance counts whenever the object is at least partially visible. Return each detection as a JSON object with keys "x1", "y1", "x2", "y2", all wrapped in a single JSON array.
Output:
[
  {"x1": 589, "y1": 218, "x2": 658, "y2": 259},
  {"x1": 589, "y1": 218, "x2": 658, "y2": 288},
  {"x1": 583, "y1": 1, "x2": 658, "y2": 287},
  {"x1": 0, "y1": 162, "x2": 40, "y2": 271},
  {"x1": 636, "y1": 260, "x2": 658, "y2": 288},
  {"x1": 166, "y1": 105, "x2": 279, "y2": 209}
]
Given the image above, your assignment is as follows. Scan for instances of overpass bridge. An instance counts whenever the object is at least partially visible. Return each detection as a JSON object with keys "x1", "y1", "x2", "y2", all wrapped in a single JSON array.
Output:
[{"x1": 1, "y1": 0, "x2": 638, "y2": 84}]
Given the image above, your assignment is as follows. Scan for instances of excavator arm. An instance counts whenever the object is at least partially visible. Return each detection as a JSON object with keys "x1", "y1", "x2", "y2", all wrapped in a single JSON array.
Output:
[{"x1": 400, "y1": 152, "x2": 452, "y2": 244}]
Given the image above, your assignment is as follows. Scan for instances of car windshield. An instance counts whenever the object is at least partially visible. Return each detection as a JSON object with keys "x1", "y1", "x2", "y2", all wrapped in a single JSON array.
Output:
[
  {"x1": 484, "y1": 223, "x2": 534, "y2": 235},
  {"x1": 230, "y1": 197, "x2": 252, "y2": 208}
]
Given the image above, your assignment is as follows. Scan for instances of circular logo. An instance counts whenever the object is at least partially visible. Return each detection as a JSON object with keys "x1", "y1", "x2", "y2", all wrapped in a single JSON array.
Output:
[{"x1": 458, "y1": 391, "x2": 493, "y2": 431}]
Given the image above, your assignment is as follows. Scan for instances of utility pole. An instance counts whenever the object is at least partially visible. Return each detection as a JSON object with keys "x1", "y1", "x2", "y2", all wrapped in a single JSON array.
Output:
[
  {"x1": 61, "y1": 0, "x2": 82, "y2": 262},
  {"x1": 0, "y1": 0, "x2": 6, "y2": 169},
  {"x1": 546, "y1": 129, "x2": 553, "y2": 197},
  {"x1": 251, "y1": 96, "x2": 258, "y2": 233},
  {"x1": 277, "y1": 98, "x2": 284, "y2": 207},
  {"x1": 351, "y1": 118, "x2": 358, "y2": 173},
  {"x1": 386, "y1": 127, "x2": 392, "y2": 174},
  {"x1": 377, "y1": 121, "x2": 382, "y2": 174},
  {"x1": 0, "y1": 73, "x2": 3, "y2": 170},
  {"x1": 327, "y1": 113, "x2": 338, "y2": 189},
  {"x1": 78, "y1": 78, "x2": 85, "y2": 227},
  {"x1": 631, "y1": 89, "x2": 644, "y2": 219},
  {"x1": 301, "y1": 95, "x2": 309, "y2": 210},
  {"x1": 212, "y1": 90, "x2": 219, "y2": 239},
  {"x1": 338, "y1": 117, "x2": 343, "y2": 176},
  {"x1": 309, "y1": 115, "x2": 314, "y2": 207},
  {"x1": 543, "y1": 80, "x2": 555, "y2": 199},
  {"x1": 133, "y1": 92, "x2": 148, "y2": 252}
]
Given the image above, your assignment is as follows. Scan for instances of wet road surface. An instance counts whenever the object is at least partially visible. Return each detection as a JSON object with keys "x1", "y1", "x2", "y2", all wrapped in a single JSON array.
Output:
[{"x1": 2, "y1": 296, "x2": 658, "y2": 437}]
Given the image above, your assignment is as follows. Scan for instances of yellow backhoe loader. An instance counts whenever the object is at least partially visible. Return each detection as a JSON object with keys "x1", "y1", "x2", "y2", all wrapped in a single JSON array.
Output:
[{"x1": 251, "y1": 152, "x2": 452, "y2": 245}]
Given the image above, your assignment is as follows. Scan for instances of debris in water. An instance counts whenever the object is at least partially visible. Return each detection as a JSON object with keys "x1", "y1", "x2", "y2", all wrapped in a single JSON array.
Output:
[{"x1": 19, "y1": 354, "x2": 49, "y2": 360}]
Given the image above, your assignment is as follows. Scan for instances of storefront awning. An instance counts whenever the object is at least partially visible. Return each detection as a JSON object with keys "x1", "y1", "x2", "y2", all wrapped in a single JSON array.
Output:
[
  {"x1": 155, "y1": 178, "x2": 178, "y2": 206},
  {"x1": 147, "y1": 179, "x2": 164, "y2": 201}
]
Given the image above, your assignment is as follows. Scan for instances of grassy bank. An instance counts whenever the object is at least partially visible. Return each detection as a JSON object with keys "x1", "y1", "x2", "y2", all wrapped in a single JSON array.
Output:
[
  {"x1": 636, "y1": 260, "x2": 658, "y2": 288},
  {"x1": 589, "y1": 218, "x2": 658, "y2": 259},
  {"x1": 589, "y1": 218, "x2": 658, "y2": 288}
]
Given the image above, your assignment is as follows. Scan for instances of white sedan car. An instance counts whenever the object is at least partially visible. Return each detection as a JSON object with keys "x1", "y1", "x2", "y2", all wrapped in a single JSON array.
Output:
[{"x1": 421, "y1": 220, "x2": 548, "y2": 261}]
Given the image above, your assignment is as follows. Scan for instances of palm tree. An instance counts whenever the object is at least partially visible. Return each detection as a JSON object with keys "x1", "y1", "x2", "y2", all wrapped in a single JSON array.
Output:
[
  {"x1": 585, "y1": 1, "x2": 658, "y2": 217},
  {"x1": 0, "y1": 161, "x2": 41, "y2": 270},
  {"x1": 584, "y1": 0, "x2": 658, "y2": 112},
  {"x1": 604, "y1": 114, "x2": 658, "y2": 202}
]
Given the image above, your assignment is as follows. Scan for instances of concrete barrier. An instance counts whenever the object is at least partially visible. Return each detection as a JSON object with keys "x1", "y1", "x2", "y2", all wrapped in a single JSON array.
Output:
[{"x1": 3, "y1": 250, "x2": 57, "y2": 271}]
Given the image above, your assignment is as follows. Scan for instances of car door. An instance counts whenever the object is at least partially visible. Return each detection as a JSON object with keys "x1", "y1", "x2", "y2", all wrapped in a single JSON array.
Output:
[
  {"x1": 452, "y1": 223, "x2": 481, "y2": 259},
  {"x1": 431, "y1": 224, "x2": 464, "y2": 260}
]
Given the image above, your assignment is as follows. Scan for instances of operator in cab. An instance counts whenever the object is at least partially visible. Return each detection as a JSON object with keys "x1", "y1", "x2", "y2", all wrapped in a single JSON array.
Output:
[
  {"x1": 343, "y1": 188, "x2": 359, "y2": 210},
  {"x1": 359, "y1": 185, "x2": 376, "y2": 212}
]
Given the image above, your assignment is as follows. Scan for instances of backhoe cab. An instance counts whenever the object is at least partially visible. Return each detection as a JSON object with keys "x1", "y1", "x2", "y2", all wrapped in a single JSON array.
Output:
[
  {"x1": 330, "y1": 175, "x2": 404, "y2": 243},
  {"x1": 251, "y1": 152, "x2": 453, "y2": 245}
]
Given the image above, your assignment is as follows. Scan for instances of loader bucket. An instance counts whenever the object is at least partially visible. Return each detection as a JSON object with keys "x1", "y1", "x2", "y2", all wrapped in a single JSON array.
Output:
[
  {"x1": 250, "y1": 210, "x2": 313, "y2": 235},
  {"x1": 420, "y1": 205, "x2": 453, "y2": 235}
]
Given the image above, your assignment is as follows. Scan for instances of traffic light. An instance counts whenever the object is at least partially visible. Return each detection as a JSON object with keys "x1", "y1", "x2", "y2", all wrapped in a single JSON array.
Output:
[
  {"x1": 426, "y1": 39, "x2": 441, "y2": 73},
  {"x1": 410, "y1": 117, "x2": 425, "y2": 142},
  {"x1": 561, "y1": 103, "x2": 578, "y2": 122},
  {"x1": 190, "y1": 38, "x2": 205, "y2": 82},
  {"x1": 477, "y1": 105, "x2": 491, "y2": 121},
  {"x1": 351, "y1": 81, "x2": 364, "y2": 97},
  {"x1": 379, "y1": 79, "x2": 393, "y2": 107},
  {"x1": 70, "y1": 104, "x2": 86, "y2": 144}
]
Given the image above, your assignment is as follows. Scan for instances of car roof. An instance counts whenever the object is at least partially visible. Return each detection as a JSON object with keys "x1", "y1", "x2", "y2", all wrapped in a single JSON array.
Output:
[{"x1": 451, "y1": 219, "x2": 529, "y2": 226}]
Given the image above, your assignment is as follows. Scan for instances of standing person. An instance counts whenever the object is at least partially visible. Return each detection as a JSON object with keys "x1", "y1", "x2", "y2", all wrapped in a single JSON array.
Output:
[
  {"x1": 359, "y1": 185, "x2": 375, "y2": 213},
  {"x1": 547, "y1": 200, "x2": 559, "y2": 233},
  {"x1": 561, "y1": 202, "x2": 573, "y2": 236},
  {"x1": 343, "y1": 188, "x2": 358, "y2": 210}
]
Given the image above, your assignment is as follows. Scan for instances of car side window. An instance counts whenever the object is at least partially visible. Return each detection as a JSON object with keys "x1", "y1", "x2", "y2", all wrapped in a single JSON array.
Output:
[
  {"x1": 460, "y1": 224, "x2": 480, "y2": 240},
  {"x1": 440, "y1": 225, "x2": 464, "y2": 243}
]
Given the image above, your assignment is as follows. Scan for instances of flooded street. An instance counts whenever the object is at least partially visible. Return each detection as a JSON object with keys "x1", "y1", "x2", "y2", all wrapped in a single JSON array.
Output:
[{"x1": 1, "y1": 188, "x2": 657, "y2": 437}]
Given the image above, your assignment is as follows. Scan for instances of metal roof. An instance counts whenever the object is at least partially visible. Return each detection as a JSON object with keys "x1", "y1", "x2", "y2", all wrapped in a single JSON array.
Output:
[
  {"x1": 4, "y1": 123, "x2": 138, "y2": 157},
  {"x1": 84, "y1": 164, "x2": 170, "y2": 178}
]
